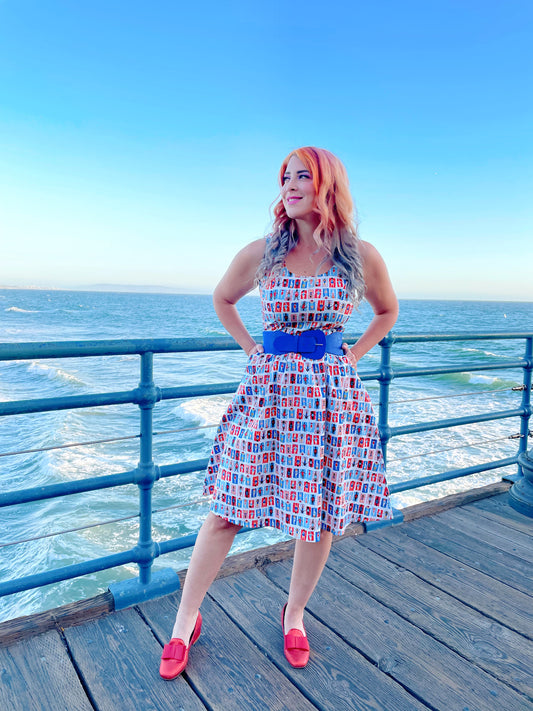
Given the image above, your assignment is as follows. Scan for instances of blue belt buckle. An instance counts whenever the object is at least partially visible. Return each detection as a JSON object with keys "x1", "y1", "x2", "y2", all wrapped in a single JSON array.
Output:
[{"x1": 298, "y1": 329, "x2": 326, "y2": 359}]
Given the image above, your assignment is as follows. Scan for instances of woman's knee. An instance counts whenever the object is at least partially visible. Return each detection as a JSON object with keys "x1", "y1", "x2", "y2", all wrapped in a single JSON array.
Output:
[{"x1": 204, "y1": 512, "x2": 242, "y2": 534}]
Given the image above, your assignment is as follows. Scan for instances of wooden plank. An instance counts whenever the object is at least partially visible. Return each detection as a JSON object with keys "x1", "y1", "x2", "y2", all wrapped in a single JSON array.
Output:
[
  {"x1": 0, "y1": 591, "x2": 114, "y2": 649},
  {"x1": 465, "y1": 503, "x2": 533, "y2": 536},
  {"x1": 436, "y1": 507, "x2": 533, "y2": 563},
  {"x1": 472, "y1": 492, "x2": 516, "y2": 514},
  {"x1": 358, "y1": 526, "x2": 533, "y2": 638},
  {"x1": 0, "y1": 630, "x2": 92, "y2": 711},
  {"x1": 399, "y1": 516, "x2": 532, "y2": 595},
  {"x1": 471, "y1": 495, "x2": 533, "y2": 533},
  {"x1": 448, "y1": 496, "x2": 533, "y2": 541},
  {"x1": 215, "y1": 538, "x2": 297, "y2": 581},
  {"x1": 206, "y1": 566, "x2": 427, "y2": 711},
  {"x1": 64, "y1": 607, "x2": 206, "y2": 711},
  {"x1": 326, "y1": 536, "x2": 533, "y2": 698},
  {"x1": 138, "y1": 588, "x2": 318, "y2": 711},
  {"x1": 265, "y1": 560, "x2": 531, "y2": 711},
  {"x1": 398, "y1": 481, "x2": 511, "y2": 523}
]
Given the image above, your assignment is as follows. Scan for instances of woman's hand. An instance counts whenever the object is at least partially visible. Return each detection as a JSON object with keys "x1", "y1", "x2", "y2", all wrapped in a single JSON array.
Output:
[
  {"x1": 247, "y1": 343, "x2": 264, "y2": 357},
  {"x1": 342, "y1": 343, "x2": 358, "y2": 367}
]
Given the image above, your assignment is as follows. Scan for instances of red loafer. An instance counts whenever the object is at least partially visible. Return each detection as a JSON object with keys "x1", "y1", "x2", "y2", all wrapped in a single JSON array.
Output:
[
  {"x1": 281, "y1": 604, "x2": 310, "y2": 668},
  {"x1": 159, "y1": 611, "x2": 202, "y2": 680}
]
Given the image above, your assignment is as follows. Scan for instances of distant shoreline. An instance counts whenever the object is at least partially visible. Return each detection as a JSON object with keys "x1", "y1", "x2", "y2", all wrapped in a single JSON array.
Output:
[
  {"x1": 0, "y1": 285, "x2": 531, "y2": 303},
  {"x1": 0, "y1": 284, "x2": 212, "y2": 295}
]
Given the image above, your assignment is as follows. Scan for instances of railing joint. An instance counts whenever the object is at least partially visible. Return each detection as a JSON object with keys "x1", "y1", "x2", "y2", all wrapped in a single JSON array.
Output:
[
  {"x1": 378, "y1": 365, "x2": 395, "y2": 383},
  {"x1": 378, "y1": 424, "x2": 392, "y2": 445},
  {"x1": 379, "y1": 331, "x2": 396, "y2": 347},
  {"x1": 133, "y1": 384, "x2": 162, "y2": 409},
  {"x1": 133, "y1": 463, "x2": 160, "y2": 487},
  {"x1": 133, "y1": 540, "x2": 160, "y2": 566}
]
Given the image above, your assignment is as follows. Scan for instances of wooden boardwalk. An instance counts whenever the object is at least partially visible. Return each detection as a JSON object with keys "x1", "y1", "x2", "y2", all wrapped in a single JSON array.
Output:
[{"x1": 1, "y1": 489, "x2": 532, "y2": 710}]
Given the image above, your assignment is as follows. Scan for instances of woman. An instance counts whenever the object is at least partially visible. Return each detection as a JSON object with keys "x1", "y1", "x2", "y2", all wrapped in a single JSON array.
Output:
[{"x1": 160, "y1": 146, "x2": 398, "y2": 678}]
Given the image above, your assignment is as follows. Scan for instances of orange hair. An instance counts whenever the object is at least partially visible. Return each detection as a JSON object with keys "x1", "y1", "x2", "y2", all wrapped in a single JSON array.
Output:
[
  {"x1": 272, "y1": 146, "x2": 356, "y2": 243},
  {"x1": 257, "y1": 147, "x2": 364, "y2": 300}
]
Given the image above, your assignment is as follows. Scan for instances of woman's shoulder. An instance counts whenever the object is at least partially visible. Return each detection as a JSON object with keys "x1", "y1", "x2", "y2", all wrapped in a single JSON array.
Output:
[
  {"x1": 358, "y1": 239, "x2": 377, "y2": 258},
  {"x1": 228, "y1": 237, "x2": 267, "y2": 274},
  {"x1": 357, "y1": 239, "x2": 391, "y2": 283},
  {"x1": 237, "y1": 237, "x2": 267, "y2": 263},
  {"x1": 357, "y1": 239, "x2": 386, "y2": 266},
  {"x1": 245, "y1": 236, "x2": 268, "y2": 254}
]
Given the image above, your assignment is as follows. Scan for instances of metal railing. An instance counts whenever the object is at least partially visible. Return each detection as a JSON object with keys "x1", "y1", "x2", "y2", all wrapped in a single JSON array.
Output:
[{"x1": 0, "y1": 331, "x2": 531, "y2": 608}]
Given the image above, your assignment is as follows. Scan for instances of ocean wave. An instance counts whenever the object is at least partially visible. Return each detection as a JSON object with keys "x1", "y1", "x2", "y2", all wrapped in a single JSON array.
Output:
[
  {"x1": 173, "y1": 396, "x2": 229, "y2": 430},
  {"x1": 461, "y1": 347, "x2": 508, "y2": 358},
  {"x1": 467, "y1": 372, "x2": 522, "y2": 388},
  {"x1": 5, "y1": 306, "x2": 40, "y2": 313},
  {"x1": 27, "y1": 361, "x2": 86, "y2": 386},
  {"x1": 467, "y1": 373, "x2": 505, "y2": 385},
  {"x1": 435, "y1": 371, "x2": 521, "y2": 389}
]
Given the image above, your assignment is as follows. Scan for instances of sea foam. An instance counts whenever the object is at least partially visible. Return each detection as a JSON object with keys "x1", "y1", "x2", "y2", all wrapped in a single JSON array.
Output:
[
  {"x1": 5, "y1": 306, "x2": 39, "y2": 313},
  {"x1": 173, "y1": 396, "x2": 229, "y2": 431},
  {"x1": 28, "y1": 361, "x2": 86, "y2": 386}
]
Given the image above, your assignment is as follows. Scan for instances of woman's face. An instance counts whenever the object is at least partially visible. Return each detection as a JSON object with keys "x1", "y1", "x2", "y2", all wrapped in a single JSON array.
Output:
[{"x1": 281, "y1": 155, "x2": 316, "y2": 220}]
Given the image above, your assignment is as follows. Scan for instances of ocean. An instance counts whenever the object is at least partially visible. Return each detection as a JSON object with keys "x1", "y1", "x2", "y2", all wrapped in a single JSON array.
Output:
[{"x1": 1, "y1": 289, "x2": 531, "y2": 622}]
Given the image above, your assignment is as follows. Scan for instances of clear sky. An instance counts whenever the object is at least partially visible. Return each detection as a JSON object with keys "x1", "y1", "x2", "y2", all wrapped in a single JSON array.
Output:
[{"x1": 1, "y1": 0, "x2": 531, "y2": 300}]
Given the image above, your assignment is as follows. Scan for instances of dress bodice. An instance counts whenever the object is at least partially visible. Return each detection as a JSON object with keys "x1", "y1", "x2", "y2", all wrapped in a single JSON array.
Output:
[{"x1": 260, "y1": 265, "x2": 353, "y2": 335}]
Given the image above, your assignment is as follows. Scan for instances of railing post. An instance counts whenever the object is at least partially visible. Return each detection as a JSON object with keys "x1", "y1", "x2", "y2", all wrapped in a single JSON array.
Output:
[
  {"x1": 377, "y1": 331, "x2": 394, "y2": 463},
  {"x1": 109, "y1": 352, "x2": 181, "y2": 609},
  {"x1": 509, "y1": 336, "x2": 533, "y2": 517},
  {"x1": 366, "y1": 331, "x2": 404, "y2": 530},
  {"x1": 518, "y1": 337, "x2": 532, "y2": 470},
  {"x1": 137, "y1": 352, "x2": 157, "y2": 585}
]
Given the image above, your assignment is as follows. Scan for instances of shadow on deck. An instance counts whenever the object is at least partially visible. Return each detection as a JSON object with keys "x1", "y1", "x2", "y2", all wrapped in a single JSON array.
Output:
[{"x1": 1, "y1": 488, "x2": 532, "y2": 711}]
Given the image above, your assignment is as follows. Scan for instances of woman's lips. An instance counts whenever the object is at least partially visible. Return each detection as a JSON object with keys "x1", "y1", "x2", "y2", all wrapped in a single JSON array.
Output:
[{"x1": 286, "y1": 197, "x2": 302, "y2": 204}]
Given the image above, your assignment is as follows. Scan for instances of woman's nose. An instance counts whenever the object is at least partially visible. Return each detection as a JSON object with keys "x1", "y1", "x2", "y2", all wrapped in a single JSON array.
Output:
[{"x1": 285, "y1": 175, "x2": 297, "y2": 190}]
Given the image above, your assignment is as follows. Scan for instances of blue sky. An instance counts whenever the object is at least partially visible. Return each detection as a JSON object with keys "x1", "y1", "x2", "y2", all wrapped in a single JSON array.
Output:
[{"x1": 1, "y1": 0, "x2": 531, "y2": 300}]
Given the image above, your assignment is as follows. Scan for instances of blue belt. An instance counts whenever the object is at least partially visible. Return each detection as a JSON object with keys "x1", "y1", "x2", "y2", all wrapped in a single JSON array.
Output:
[{"x1": 262, "y1": 329, "x2": 344, "y2": 360}]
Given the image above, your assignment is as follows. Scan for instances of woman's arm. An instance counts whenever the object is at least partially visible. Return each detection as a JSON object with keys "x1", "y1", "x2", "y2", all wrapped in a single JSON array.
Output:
[
  {"x1": 213, "y1": 238, "x2": 266, "y2": 356},
  {"x1": 344, "y1": 240, "x2": 399, "y2": 363}
]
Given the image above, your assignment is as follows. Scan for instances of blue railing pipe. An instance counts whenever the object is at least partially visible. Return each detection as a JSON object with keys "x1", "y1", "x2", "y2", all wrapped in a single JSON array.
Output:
[
  {"x1": 389, "y1": 360, "x2": 527, "y2": 378},
  {"x1": 0, "y1": 337, "x2": 240, "y2": 361},
  {"x1": 0, "y1": 391, "x2": 138, "y2": 417},
  {"x1": 391, "y1": 408, "x2": 525, "y2": 437},
  {"x1": 390, "y1": 332, "x2": 531, "y2": 343},
  {"x1": 136, "y1": 352, "x2": 159, "y2": 586},
  {"x1": 0, "y1": 469, "x2": 138, "y2": 508},
  {"x1": 509, "y1": 336, "x2": 533, "y2": 515},
  {"x1": 390, "y1": 456, "x2": 519, "y2": 494},
  {"x1": 518, "y1": 337, "x2": 533, "y2": 467},
  {"x1": 0, "y1": 550, "x2": 136, "y2": 598},
  {"x1": 377, "y1": 332, "x2": 394, "y2": 459}
]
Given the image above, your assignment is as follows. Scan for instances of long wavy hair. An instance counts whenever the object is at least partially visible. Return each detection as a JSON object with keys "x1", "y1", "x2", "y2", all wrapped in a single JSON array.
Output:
[{"x1": 256, "y1": 146, "x2": 365, "y2": 302}]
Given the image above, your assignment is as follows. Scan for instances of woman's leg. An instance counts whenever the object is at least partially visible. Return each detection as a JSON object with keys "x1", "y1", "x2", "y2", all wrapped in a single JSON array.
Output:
[
  {"x1": 170, "y1": 512, "x2": 241, "y2": 641},
  {"x1": 283, "y1": 530, "x2": 333, "y2": 633}
]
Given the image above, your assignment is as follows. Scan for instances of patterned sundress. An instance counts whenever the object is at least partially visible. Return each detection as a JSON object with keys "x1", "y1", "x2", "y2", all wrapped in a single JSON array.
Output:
[{"x1": 204, "y1": 264, "x2": 392, "y2": 541}]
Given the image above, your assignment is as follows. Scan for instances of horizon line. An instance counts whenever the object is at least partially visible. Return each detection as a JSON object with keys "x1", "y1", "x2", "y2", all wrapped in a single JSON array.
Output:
[{"x1": 1, "y1": 285, "x2": 532, "y2": 304}]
